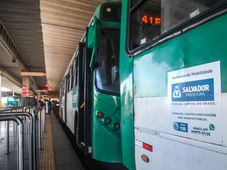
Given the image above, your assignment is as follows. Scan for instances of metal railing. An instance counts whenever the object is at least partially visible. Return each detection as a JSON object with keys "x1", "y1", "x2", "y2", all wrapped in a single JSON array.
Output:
[
  {"x1": 0, "y1": 116, "x2": 24, "y2": 170},
  {"x1": 0, "y1": 111, "x2": 35, "y2": 170},
  {"x1": 0, "y1": 106, "x2": 46, "y2": 170}
]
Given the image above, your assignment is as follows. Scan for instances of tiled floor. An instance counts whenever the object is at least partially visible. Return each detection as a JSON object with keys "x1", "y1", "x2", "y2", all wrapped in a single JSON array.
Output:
[{"x1": 39, "y1": 115, "x2": 55, "y2": 170}]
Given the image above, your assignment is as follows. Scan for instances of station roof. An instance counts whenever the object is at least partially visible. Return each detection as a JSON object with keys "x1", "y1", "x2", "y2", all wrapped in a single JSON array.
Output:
[{"x1": 0, "y1": 0, "x2": 104, "y2": 94}]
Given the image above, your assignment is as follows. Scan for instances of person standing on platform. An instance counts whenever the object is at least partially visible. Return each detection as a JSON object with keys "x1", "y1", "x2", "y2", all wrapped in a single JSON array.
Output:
[
  {"x1": 45, "y1": 100, "x2": 48, "y2": 114},
  {"x1": 48, "y1": 99, "x2": 52, "y2": 114}
]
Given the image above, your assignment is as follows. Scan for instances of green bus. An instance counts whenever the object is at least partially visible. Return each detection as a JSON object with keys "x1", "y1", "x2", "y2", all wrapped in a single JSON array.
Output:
[
  {"x1": 120, "y1": 0, "x2": 227, "y2": 170},
  {"x1": 59, "y1": 1, "x2": 122, "y2": 164},
  {"x1": 60, "y1": 0, "x2": 227, "y2": 169}
]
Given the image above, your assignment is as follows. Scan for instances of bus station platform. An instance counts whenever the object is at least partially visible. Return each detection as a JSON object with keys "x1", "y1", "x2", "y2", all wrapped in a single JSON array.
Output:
[
  {"x1": 0, "y1": 108, "x2": 84, "y2": 170},
  {"x1": 1, "y1": 1, "x2": 225, "y2": 170},
  {"x1": 40, "y1": 114, "x2": 84, "y2": 170},
  {"x1": 0, "y1": 106, "x2": 127, "y2": 170}
]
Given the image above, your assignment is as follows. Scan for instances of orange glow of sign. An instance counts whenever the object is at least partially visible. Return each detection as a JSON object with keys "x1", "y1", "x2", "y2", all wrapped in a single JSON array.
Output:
[
  {"x1": 142, "y1": 15, "x2": 148, "y2": 23},
  {"x1": 22, "y1": 86, "x2": 30, "y2": 97},
  {"x1": 141, "y1": 15, "x2": 161, "y2": 25},
  {"x1": 155, "y1": 17, "x2": 160, "y2": 24}
]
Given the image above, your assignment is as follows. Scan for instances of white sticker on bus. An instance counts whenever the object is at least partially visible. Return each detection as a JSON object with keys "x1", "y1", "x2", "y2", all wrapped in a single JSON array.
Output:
[{"x1": 167, "y1": 61, "x2": 222, "y2": 145}]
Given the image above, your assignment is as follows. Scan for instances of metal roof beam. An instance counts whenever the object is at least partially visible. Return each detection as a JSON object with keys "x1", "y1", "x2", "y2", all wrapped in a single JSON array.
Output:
[
  {"x1": 0, "y1": 19, "x2": 27, "y2": 70},
  {"x1": 0, "y1": 19, "x2": 39, "y2": 92}
]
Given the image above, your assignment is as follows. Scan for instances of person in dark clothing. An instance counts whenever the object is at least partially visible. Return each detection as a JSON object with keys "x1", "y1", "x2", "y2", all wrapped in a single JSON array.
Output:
[{"x1": 48, "y1": 100, "x2": 52, "y2": 114}]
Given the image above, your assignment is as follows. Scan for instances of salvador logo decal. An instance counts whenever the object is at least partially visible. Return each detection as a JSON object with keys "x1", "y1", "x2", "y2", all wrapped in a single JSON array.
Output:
[
  {"x1": 171, "y1": 78, "x2": 214, "y2": 102},
  {"x1": 172, "y1": 85, "x2": 182, "y2": 98}
]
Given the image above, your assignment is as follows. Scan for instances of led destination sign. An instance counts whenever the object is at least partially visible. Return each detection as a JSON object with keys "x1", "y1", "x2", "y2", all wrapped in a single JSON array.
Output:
[{"x1": 141, "y1": 15, "x2": 161, "y2": 25}]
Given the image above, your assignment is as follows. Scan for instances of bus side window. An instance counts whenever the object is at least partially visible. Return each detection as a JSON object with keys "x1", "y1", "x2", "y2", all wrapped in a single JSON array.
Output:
[{"x1": 129, "y1": 0, "x2": 223, "y2": 51}]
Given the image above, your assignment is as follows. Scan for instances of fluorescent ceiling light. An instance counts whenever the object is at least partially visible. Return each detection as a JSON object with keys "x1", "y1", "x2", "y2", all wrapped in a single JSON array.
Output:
[{"x1": 1, "y1": 87, "x2": 12, "y2": 92}]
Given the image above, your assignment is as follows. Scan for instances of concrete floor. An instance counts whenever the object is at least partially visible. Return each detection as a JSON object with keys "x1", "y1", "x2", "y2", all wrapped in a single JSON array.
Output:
[
  {"x1": 0, "y1": 114, "x2": 84, "y2": 170},
  {"x1": 51, "y1": 114, "x2": 84, "y2": 170},
  {"x1": 0, "y1": 121, "x2": 29, "y2": 170}
]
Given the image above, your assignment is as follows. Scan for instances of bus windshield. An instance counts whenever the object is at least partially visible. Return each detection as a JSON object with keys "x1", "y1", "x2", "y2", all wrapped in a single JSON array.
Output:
[
  {"x1": 95, "y1": 29, "x2": 120, "y2": 95},
  {"x1": 129, "y1": 0, "x2": 223, "y2": 50}
]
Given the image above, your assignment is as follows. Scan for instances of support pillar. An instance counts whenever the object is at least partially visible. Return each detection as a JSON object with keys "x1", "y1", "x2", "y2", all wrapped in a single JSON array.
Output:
[
  {"x1": 0, "y1": 68, "x2": 2, "y2": 105},
  {"x1": 22, "y1": 76, "x2": 30, "y2": 97}
]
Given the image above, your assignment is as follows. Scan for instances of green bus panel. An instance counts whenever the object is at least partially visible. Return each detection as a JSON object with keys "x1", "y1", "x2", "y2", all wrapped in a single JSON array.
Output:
[
  {"x1": 92, "y1": 90, "x2": 122, "y2": 162},
  {"x1": 120, "y1": 1, "x2": 227, "y2": 169},
  {"x1": 134, "y1": 14, "x2": 227, "y2": 98},
  {"x1": 119, "y1": 1, "x2": 135, "y2": 170},
  {"x1": 87, "y1": 1, "x2": 122, "y2": 163}
]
